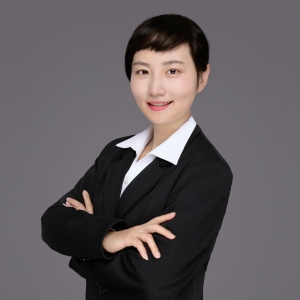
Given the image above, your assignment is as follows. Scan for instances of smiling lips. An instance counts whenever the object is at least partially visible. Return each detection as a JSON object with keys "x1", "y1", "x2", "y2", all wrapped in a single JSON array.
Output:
[{"x1": 147, "y1": 101, "x2": 173, "y2": 111}]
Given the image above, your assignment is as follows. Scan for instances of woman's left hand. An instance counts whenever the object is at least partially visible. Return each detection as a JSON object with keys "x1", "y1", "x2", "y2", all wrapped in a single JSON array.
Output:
[{"x1": 62, "y1": 190, "x2": 94, "y2": 214}]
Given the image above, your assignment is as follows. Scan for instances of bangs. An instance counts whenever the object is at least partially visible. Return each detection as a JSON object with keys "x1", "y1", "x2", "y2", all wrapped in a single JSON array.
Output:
[{"x1": 132, "y1": 18, "x2": 192, "y2": 53}]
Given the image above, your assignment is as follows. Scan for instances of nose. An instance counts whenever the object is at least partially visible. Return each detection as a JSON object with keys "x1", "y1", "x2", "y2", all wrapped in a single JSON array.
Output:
[{"x1": 148, "y1": 75, "x2": 166, "y2": 97}]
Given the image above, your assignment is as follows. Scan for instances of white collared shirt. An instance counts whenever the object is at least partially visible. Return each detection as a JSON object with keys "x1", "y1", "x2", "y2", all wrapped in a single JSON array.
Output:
[{"x1": 115, "y1": 116, "x2": 197, "y2": 197}]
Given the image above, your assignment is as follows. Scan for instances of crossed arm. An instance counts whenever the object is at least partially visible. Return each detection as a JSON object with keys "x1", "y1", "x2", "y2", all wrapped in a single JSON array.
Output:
[
  {"x1": 41, "y1": 149, "x2": 233, "y2": 299},
  {"x1": 63, "y1": 190, "x2": 177, "y2": 261}
]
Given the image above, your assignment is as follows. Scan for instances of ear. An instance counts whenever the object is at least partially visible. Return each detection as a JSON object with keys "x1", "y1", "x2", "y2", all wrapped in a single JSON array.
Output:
[{"x1": 196, "y1": 64, "x2": 210, "y2": 94}]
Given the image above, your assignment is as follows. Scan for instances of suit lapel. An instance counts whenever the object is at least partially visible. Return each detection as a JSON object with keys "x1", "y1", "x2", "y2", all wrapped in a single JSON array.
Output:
[
  {"x1": 115, "y1": 156, "x2": 171, "y2": 218},
  {"x1": 103, "y1": 147, "x2": 136, "y2": 217},
  {"x1": 103, "y1": 124, "x2": 202, "y2": 218}
]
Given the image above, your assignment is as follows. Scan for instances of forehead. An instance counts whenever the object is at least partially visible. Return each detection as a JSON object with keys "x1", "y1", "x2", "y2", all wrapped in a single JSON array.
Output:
[{"x1": 132, "y1": 43, "x2": 192, "y2": 65}]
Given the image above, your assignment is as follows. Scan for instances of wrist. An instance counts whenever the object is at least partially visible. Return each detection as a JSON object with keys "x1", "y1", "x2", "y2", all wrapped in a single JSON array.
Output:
[{"x1": 102, "y1": 230, "x2": 116, "y2": 253}]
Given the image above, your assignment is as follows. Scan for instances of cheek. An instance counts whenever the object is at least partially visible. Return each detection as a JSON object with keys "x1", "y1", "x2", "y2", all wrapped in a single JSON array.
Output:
[
  {"x1": 130, "y1": 79, "x2": 145, "y2": 100},
  {"x1": 170, "y1": 76, "x2": 196, "y2": 99}
]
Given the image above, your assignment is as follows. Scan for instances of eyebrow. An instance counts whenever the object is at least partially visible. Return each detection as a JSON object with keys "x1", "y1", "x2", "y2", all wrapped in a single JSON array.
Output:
[{"x1": 132, "y1": 60, "x2": 185, "y2": 67}]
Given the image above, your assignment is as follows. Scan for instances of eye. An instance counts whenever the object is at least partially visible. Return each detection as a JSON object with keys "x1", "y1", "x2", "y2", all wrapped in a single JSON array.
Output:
[
  {"x1": 167, "y1": 69, "x2": 179, "y2": 75},
  {"x1": 136, "y1": 69, "x2": 149, "y2": 75}
]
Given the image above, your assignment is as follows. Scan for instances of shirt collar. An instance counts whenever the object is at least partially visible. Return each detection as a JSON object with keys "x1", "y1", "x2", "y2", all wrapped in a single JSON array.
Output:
[{"x1": 115, "y1": 116, "x2": 197, "y2": 165}]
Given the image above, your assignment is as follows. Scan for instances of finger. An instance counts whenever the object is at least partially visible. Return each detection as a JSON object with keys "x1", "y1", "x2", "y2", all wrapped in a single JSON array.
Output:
[
  {"x1": 66, "y1": 197, "x2": 86, "y2": 211},
  {"x1": 82, "y1": 190, "x2": 93, "y2": 214},
  {"x1": 63, "y1": 202, "x2": 76, "y2": 208},
  {"x1": 131, "y1": 238, "x2": 148, "y2": 261},
  {"x1": 147, "y1": 212, "x2": 176, "y2": 225},
  {"x1": 143, "y1": 224, "x2": 176, "y2": 239},
  {"x1": 121, "y1": 232, "x2": 148, "y2": 260},
  {"x1": 139, "y1": 233, "x2": 161, "y2": 259}
]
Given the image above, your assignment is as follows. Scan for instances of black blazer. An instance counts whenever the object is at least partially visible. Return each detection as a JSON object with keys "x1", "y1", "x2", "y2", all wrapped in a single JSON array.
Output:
[{"x1": 41, "y1": 124, "x2": 233, "y2": 300}]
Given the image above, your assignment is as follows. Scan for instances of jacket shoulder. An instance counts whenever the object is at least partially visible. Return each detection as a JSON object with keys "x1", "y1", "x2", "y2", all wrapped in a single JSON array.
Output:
[{"x1": 183, "y1": 130, "x2": 233, "y2": 177}]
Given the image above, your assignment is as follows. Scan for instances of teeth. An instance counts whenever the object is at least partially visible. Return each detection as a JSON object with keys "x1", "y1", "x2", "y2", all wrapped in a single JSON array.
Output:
[{"x1": 150, "y1": 102, "x2": 171, "y2": 106}]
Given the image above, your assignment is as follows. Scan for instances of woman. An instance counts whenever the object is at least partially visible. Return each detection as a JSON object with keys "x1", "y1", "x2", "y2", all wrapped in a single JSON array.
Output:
[{"x1": 41, "y1": 13, "x2": 233, "y2": 300}]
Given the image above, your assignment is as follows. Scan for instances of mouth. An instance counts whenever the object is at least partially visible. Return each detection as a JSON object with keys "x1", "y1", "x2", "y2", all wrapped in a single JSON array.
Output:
[
  {"x1": 147, "y1": 101, "x2": 173, "y2": 107},
  {"x1": 146, "y1": 101, "x2": 173, "y2": 111}
]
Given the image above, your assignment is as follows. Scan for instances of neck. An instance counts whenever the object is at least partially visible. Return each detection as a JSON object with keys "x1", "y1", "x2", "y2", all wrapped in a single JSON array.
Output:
[{"x1": 148, "y1": 111, "x2": 191, "y2": 150}]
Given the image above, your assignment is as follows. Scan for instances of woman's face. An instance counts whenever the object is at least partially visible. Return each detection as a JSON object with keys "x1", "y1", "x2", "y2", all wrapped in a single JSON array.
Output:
[{"x1": 130, "y1": 43, "x2": 209, "y2": 127}]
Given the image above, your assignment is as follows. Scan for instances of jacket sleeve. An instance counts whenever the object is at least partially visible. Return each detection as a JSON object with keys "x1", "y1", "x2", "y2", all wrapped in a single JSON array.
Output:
[
  {"x1": 41, "y1": 140, "x2": 130, "y2": 260},
  {"x1": 69, "y1": 159, "x2": 233, "y2": 299}
]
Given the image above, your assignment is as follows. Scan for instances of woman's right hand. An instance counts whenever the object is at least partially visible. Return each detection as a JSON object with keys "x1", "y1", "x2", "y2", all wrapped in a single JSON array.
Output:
[{"x1": 102, "y1": 212, "x2": 176, "y2": 260}]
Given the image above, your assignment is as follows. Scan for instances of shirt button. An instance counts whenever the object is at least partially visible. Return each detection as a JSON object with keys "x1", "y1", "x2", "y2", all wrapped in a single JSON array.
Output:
[
  {"x1": 98, "y1": 285, "x2": 107, "y2": 295},
  {"x1": 124, "y1": 177, "x2": 128, "y2": 184}
]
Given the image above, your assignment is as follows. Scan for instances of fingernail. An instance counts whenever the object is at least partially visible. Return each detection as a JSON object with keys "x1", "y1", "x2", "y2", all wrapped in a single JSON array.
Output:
[
  {"x1": 144, "y1": 255, "x2": 148, "y2": 261},
  {"x1": 155, "y1": 251, "x2": 161, "y2": 258}
]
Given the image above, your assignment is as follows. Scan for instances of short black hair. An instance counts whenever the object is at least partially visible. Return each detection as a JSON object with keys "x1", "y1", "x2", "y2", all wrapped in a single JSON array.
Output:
[{"x1": 124, "y1": 13, "x2": 209, "y2": 89}]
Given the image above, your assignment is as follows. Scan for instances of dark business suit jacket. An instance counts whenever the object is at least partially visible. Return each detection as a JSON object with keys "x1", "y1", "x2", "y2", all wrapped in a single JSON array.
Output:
[{"x1": 41, "y1": 124, "x2": 233, "y2": 300}]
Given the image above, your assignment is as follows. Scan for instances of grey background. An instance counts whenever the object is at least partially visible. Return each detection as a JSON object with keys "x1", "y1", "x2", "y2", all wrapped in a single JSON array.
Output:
[{"x1": 1, "y1": 1, "x2": 299, "y2": 299}]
